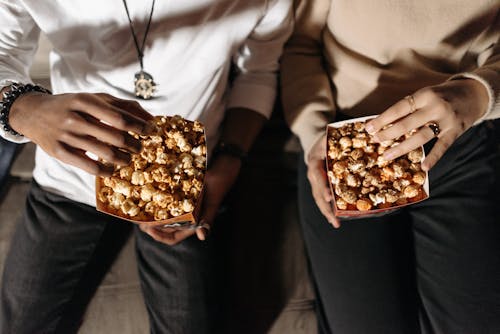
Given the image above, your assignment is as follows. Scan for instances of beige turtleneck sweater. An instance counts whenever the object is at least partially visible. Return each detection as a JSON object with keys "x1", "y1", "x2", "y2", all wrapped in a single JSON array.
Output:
[{"x1": 281, "y1": 0, "x2": 499, "y2": 157}]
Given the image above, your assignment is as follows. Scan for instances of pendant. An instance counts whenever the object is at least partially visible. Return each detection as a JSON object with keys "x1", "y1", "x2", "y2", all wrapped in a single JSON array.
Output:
[{"x1": 134, "y1": 70, "x2": 157, "y2": 99}]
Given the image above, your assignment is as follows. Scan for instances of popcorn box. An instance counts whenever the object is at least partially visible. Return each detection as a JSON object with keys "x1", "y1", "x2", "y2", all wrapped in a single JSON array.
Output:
[
  {"x1": 326, "y1": 115, "x2": 429, "y2": 219},
  {"x1": 96, "y1": 115, "x2": 207, "y2": 230}
]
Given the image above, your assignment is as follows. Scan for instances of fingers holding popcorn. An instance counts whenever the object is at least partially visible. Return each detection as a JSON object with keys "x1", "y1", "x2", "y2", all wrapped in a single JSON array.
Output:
[
  {"x1": 57, "y1": 144, "x2": 115, "y2": 177},
  {"x1": 67, "y1": 112, "x2": 144, "y2": 157},
  {"x1": 370, "y1": 107, "x2": 435, "y2": 144},
  {"x1": 421, "y1": 130, "x2": 459, "y2": 171},
  {"x1": 366, "y1": 79, "x2": 489, "y2": 170},
  {"x1": 365, "y1": 94, "x2": 424, "y2": 134},
  {"x1": 139, "y1": 224, "x2": 196, "y2": 246},
  {"x1": 381, "y1": 125, "x2": 435, "y2": 161},
  {"x1": 74, "y1": 93, "x2": 156, "y2": 136},
  {"x1": 63, "y1": 133, "x2": 132, "y2": 166},
  {"x1": 309, "y1": 159, "x2": 338, "y2": 227},
  {"x1": 308, "y1": 135, "x2": 340, "y2": 228}
]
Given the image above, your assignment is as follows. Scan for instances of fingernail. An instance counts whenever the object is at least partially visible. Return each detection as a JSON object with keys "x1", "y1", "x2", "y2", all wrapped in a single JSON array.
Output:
[
  {"x1": 132, "y1": 141, "x2": 142, "y2": 153},
  {"x1": 197, "y1": 224, "x2": 209, "y2": 241},
  {"x1": 330, "y1": 221, "x2": 340, "y2": 229},
  {"x1": 365, "y1": 123, "x2": 375, "y2": 134},
  {"x1": 99, "y1": 165, "x2": 114, "y2": 177},
  {"x1": 143, "y1": 122, "x2": 159, "y2": 135},
  {"x1": 100, "y1": 170, "x2": 113, "y2": 178}
]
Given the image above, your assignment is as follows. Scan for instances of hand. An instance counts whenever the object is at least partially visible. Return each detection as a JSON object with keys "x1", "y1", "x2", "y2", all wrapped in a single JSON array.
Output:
[
  {"x1": 365, "y1": 79, "x2": 489, "y2": 171},
  {"x1": 307, "y1": 135, "x2": 340, "y2": 228},
  {"x1": 9, "y1": 92, "x2": 156, "y2": 176},
  {"x1": 138, "y1": 155, "x2": 242, "y2": 245},
  {"x1": 138, "y1": 224, "x2": 198, "y2": 246}
]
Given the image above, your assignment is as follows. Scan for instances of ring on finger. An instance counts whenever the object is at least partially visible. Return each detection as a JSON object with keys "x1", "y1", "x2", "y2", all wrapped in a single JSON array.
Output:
[
  {"x1": 404, "y1": 95, "x2": 417, "y2": 114},
  {"x1": 426, "y1": 122, "x2": 441, "y2": 137}
]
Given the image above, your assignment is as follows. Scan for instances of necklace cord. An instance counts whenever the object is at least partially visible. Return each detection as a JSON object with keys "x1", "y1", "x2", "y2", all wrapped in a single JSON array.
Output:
[{"x1": 122, "y1": 0, "x2": 156, "y2": 70}]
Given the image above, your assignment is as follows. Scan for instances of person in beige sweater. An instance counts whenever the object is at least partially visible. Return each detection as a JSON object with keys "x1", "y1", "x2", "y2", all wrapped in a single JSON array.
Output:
[{"x1": 281, "y1": 0, "x2": 499, "y2": 333}]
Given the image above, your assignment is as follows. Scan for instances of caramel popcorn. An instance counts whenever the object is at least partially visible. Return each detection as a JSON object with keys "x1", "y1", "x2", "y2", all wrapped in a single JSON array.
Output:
[
  {"x1": 356, "y1": 198, "x2": 372, "y2": 211},
  {"x1": 336, "y1": 197, "x2": 348, "y2": 210},
  {"x1": 327, "y1": 120, "x2": 427, "y2": 212},
  {"x1": 408, "y1": 148, "x2": 423, "y2": 163},
  {"x1": 403, "y1": 184, "x2": 419, "y2": 198},
  {"x1": 412, "y1": 171, "x2": 426, "y2": 185},
  {"x1": 97, "y1": 115, "x2": 206, "y2": 221}
]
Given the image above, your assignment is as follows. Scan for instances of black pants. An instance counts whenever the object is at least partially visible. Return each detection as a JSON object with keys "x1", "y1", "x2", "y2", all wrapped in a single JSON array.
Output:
[
  {"x1": 298, "y1": 123, "x2": 500, "y2": 334},
  {"x1": 1, "y1": 181, "x2": 216, "y2": 334}
]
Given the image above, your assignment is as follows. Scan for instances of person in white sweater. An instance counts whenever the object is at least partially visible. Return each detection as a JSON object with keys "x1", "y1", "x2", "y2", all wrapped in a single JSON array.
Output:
[{"x1": 0, "y1": 1, "x2": 292, "y2": 333}]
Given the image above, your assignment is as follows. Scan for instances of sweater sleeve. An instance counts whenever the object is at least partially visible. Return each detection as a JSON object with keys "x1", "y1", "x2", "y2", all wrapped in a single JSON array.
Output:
[
  {"x1": 226, "y1": 0, "x2": 293, "y2": 119},
  {"x1": 0, "y1": 0, "x2": 40, "y2": 143},
  {"x1": 450, "y1": 11, "x2": 500, "y2": 124},
  {"x1": 280, "y1": 0, "x2": 334, "y2": 160}
]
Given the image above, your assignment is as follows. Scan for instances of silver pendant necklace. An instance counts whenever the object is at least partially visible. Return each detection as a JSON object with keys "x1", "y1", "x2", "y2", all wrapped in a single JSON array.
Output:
[{"x1": 122, "y1": 0, "x2": 157, "y2": 99}]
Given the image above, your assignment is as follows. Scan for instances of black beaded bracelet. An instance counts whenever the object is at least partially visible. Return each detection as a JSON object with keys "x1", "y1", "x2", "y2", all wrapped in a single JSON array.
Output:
[
  {"x1": 0, "y1": 83, "x2": 52, "y2": 136},
  {"x1": 213, "y1": 141, "x2": 248, "y2": 162}
]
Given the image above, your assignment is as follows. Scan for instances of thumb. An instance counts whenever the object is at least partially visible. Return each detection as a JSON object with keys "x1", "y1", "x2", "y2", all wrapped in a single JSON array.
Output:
[
  {"x1": 195, "y1": 221, "x2": 210, "y2": 241},
  {"x1": 196, "y1": 198, "x2": 220, "y2": 241}
]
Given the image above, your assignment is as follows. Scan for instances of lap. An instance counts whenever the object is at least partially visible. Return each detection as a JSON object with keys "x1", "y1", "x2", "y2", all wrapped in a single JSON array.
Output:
[
  {"x1": 1, "y1": 181, "x2": 117, "y2": 333},
  {"x1": 298, "y1": 123, "x2": 500, "y2": 334},
  {"x1": 410, "y1": 123, "x2": 500, "y2": 333},
  {"x1": 135, "y1": 226, "x2": 216, "y2": 334},
  {"x1": 299, "y1": 160, "x2": 420, "y2": 334},
  {"x1": 1, "y1": 181, "x2": 216, "y2": 334}
]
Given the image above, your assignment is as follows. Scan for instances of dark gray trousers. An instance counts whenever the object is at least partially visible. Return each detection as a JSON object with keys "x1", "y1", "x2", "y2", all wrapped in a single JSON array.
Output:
[
  {"x1": 299, "y1": 122, "x2": 500, "y2": 334},
  {"x1": 1, "y1": 181, "x2": 215, "y2": 334}
]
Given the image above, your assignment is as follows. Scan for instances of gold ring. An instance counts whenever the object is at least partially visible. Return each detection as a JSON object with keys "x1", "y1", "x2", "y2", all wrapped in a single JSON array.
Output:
[
  {"x1": 404, "y1": 95, "x2": 417, "y2": 114},
  {"x1": 427, "y1": 122, "x2": 440, "y2": 137}
]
